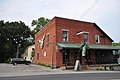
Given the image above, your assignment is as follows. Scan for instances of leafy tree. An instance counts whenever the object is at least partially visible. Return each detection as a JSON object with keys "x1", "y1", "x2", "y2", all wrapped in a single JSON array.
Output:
[
  {"x1": 31, "y1": 17, "x2": 50, "y2": 36},
  {"x1": 0, "y1": 20, "x2": 7, "y2": 62},
  {"x1": 0, "y1": 20, "x2": 32, "y2": 62},
  {"x1": 112, "y1": 42, "x2": 120, "y2": 46}
]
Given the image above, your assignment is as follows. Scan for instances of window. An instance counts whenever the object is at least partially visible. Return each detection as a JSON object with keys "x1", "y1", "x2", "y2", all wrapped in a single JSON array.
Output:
[
  {"x1": 62, "y1": 30, "x2": 68, "y2": 42},
  {"x1": 84, "y1": 33, "x2": 89, "y2": 43},
  {"x1": 95, "y1": 35, "x2": 100, "y2": 43},
  {"x1": 46, "y1": 33, "x2": 49, "y2": 47},
  {"x1": 37, "y1": 53, "x2": 39, "y2": 60},
  {"x1": 32, "y1": 48, "x2": 34, "y2": 51}
]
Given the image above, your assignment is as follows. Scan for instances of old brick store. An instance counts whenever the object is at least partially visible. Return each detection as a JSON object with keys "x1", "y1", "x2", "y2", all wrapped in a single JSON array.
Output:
[{"x1": 34, "y1": 17, "x2": 120, "y2": 68}]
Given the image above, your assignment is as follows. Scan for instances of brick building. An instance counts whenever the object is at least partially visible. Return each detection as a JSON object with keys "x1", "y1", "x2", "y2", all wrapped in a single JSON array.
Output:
[{"x1": 34, "y1": 17, "x2": 120, "y2": 68}]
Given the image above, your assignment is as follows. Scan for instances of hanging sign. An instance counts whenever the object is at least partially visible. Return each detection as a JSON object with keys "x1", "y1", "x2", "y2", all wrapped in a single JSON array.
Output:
[
  {"x1": 38, "y1": 35, "x2": 45, "y2": 49},
  {"x1": 82, "y1": 46, "x2": 86, "y2": 56}
]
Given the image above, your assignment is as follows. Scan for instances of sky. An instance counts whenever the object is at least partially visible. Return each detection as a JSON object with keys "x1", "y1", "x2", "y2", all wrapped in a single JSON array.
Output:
[{"x1": 0, "y1": 0, "x2": 120, "y2": 42}]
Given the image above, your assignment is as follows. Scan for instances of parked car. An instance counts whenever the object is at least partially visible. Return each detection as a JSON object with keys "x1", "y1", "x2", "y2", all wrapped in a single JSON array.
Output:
[{"x1": 11, "y1": 58, "x2": 31, "y2": 65}]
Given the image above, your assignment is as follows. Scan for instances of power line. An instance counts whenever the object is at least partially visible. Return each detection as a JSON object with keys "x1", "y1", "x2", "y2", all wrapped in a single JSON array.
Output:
[{"x1": 80, "y1": 0, "x2": 101, "y2": 19}]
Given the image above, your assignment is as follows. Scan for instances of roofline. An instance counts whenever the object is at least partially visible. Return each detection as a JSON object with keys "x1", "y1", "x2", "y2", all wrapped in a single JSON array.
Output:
[
  {"x1": 35, "y1": 17, "x2": 55, "y2": 36},
  {"x1": 54, "y1": 16, "x2": 94, "y2": 24},
  {"x1": 93, "y1": 23, "x2": 114, "y2": 42},
  {"x1": 54, "y1": 16, "x2": 114, "y2": 42}
]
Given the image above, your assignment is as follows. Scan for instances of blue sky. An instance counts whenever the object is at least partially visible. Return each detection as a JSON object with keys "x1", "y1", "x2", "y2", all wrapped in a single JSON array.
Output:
[{"x1": 0, "y1": 0, "x2": 120, "y2": 42}]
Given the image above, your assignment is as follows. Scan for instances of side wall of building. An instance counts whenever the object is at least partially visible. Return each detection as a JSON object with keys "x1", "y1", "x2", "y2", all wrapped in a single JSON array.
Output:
[{"x1": 34, "y1": 19, "x2": 57, "y2": 66}]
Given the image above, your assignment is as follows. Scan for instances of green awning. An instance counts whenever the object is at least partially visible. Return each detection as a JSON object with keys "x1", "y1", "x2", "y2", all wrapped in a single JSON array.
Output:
[
  {"x1": 57, "y1": 43, "x2": 120, "y2": 50},
  {"x1": 87, "y1": 44, "x2": 120, "y2": 50},
  {"x1": 57, "y1": 43, "x2": 83, "y2": 49}
]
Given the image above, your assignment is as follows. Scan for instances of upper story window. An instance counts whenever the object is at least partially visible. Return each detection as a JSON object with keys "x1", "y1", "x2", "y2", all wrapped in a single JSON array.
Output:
[
  {"x1": 62, "y1": 29, "x2": 69, "y2": 42},
  {"x1": 84, "y1": 33, "x2": 89, "y2": 43},
  {"x1": 95, "y1": 35, "x2": 100, "y2": 43},
  {"x1": 37, "y1": 53, "x2": 39, "y2": 60},
  {"x1": 47, "y1": 33, "x2": 49, "y2": 43},
  {"x1": 46, "y1": 33, "x2": 50, "y2": 47}
]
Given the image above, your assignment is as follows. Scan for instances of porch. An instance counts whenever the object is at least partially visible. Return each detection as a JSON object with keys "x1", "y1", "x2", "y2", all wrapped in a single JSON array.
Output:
[{"x1": 57, "y1": 43, "x2": 120, "y2": 70}]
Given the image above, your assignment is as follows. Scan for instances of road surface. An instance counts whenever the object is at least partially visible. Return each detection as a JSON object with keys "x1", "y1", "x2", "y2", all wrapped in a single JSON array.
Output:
[{"x1": 0, "y1": 73, "x2": 120, "y2": 80}]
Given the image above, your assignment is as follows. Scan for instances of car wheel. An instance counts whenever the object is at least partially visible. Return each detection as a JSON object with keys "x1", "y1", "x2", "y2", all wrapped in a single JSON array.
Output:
[
  {"x1": 13, "y1": 62, "x2": 17, "y2": 65},
  {"x1": 25, "y1": 63, "x2": 30, "y2": 65}
]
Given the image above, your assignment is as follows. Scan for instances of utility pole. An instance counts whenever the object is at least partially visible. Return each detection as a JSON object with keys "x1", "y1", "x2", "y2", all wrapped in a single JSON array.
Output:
[
  {"x1": 51, "y1": 41, "x2": 54, "y2": 69},
  {"x1": 16, "y1": 43, "x2": 19, "y2": 58},
  {"x1": 12, "y1": 35, "x2": 21, "y2": 58},
  {"x1": 47, "y1": 39, "x2": 55, "y2": 69}
]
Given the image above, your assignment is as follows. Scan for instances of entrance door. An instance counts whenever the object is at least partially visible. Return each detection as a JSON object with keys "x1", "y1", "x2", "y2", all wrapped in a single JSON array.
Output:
[
  {"x1": 79, "y1": 50, "x2": 82, "y2": 64},
  {"x1": 62, "y1": 49, "x2": 70, "y2": 64}
]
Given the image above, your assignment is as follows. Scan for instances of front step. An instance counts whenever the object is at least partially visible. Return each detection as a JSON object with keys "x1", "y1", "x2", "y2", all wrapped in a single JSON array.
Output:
[
  {"x1": 87, "y1": 64, "x2": 120, "y2": 71},
  {"x1": 60, "y1": 64, "x2": 120, "y2": 71}
]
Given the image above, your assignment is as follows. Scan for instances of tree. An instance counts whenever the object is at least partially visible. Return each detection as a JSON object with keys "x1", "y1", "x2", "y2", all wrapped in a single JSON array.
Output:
[
  {"x1": 0, "y1": 20, "x2": 32, "y2": 62},
  {"x1": 0, "y1": 20, "x2": 8, "y2": 62},
  {"x1": 31, "y1": 17, "x2": 50, "y2": 36},
  {"x1": 112, "y1": 43, "x2": 120, "y2": 46}
]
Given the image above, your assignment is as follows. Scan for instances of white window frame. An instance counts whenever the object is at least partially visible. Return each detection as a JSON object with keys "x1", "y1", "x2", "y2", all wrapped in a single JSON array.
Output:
[
  {"x1": 46, "y1": 33, "x2": 50, "y2": 42},
  {"x1": 84, "y1": 32, "x2": 89, "y2": 43},
  {"x1": 95, "y1": 35, "x2": 100, "y2": 44},
  {"x1": 62, "y1": 29, "x2": 69, "y2": 42}
]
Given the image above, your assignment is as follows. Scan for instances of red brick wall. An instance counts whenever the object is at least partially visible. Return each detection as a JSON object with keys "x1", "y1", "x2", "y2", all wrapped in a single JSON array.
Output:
[
  {"x1": 34, "y1": 18, "x2": 57, "y2": 66},
  {"x1": 55, "y1": 17, "x2": 112, "y2": 45},
  {"x1": 93, "y1": 24, "x2": 112, "y2": 45}
]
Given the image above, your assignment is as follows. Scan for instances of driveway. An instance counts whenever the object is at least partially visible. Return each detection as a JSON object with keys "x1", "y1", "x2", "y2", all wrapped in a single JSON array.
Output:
[{"x1": 0, "y1": 63, "x2": 62, "y2": 77}]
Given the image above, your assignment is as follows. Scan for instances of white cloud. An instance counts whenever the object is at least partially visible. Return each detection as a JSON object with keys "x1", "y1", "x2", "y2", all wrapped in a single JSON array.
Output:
[{"x1": 0, "y1": 0, "x2": 120, "y2": 42}]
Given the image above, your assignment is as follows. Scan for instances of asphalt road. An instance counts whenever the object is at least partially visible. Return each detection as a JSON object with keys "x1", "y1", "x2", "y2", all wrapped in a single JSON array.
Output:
[{"x1": 0, "y1": 73, "x2": 120, "y2": 80}]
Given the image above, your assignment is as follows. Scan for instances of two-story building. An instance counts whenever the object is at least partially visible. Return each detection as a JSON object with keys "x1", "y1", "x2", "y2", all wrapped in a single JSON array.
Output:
[
  {"x1": 34, "y1": 17, "x2": 120, "y2": 68},
  {"x1": 23, "y1": 45, "x2": 35, "y2": 62}
]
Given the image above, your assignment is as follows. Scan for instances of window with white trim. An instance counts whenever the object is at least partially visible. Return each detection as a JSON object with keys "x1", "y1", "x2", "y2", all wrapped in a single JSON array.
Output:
[
  {"x1": 46, "y1": 33, "x2": 49, "y2": 47},
  {"x1": 84, "y1": 33, "x2": 89, "y2": 43},
  {"x1": 62, "y1": 30, "x2": 68, "y2": 42},
  {"x1": 95, "y1": 35, "x2": 100, "y2": 43}
]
